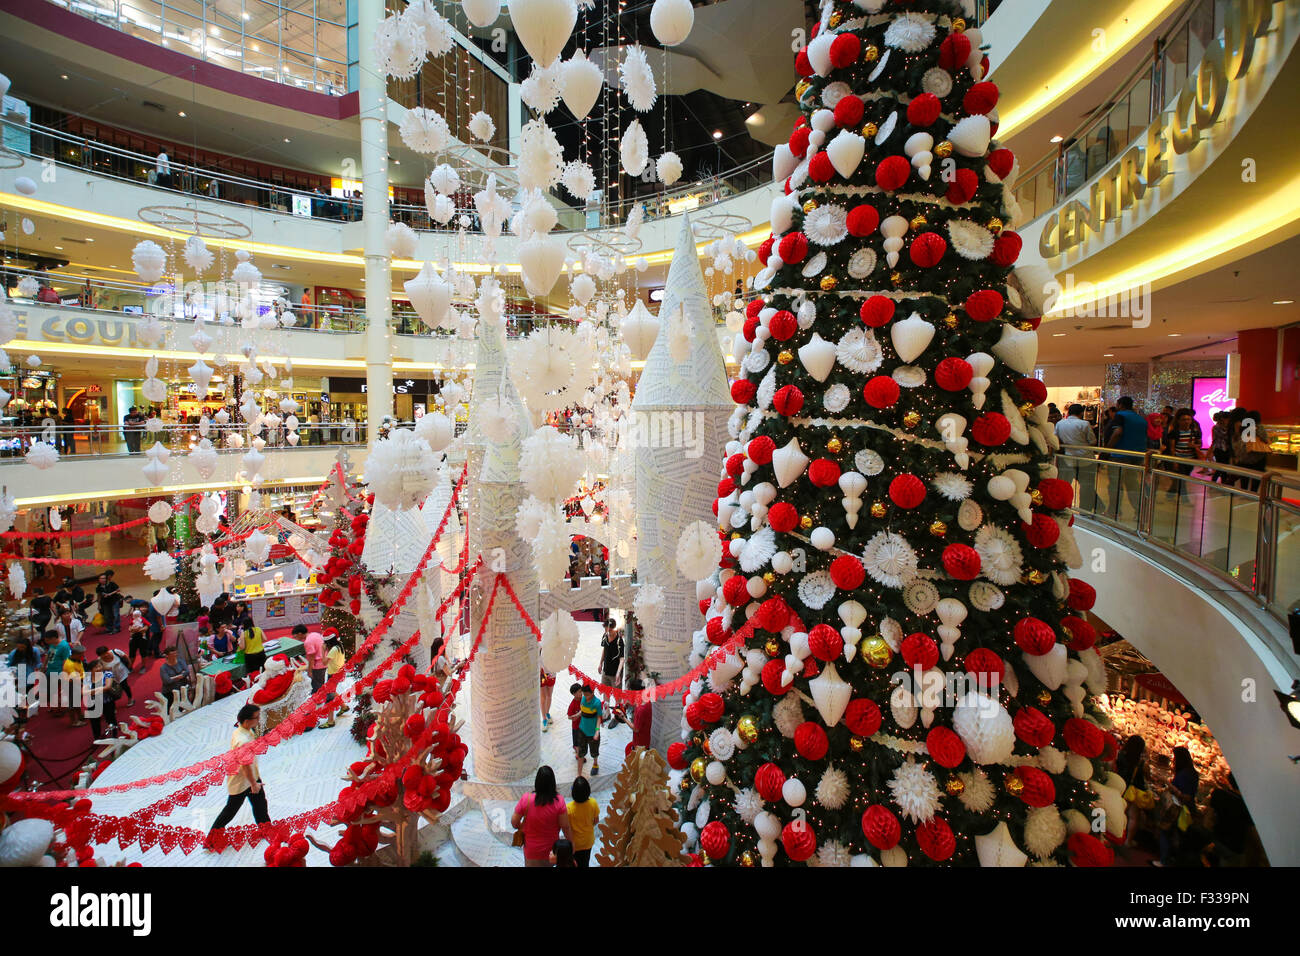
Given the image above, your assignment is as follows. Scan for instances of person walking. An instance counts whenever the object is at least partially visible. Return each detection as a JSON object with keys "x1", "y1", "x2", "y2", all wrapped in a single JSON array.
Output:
[
  {"x1": 540, "y1": 666, "x2": 556, "y2": 731},
  {"x1": 299, "y1": 624, "x2": 327, "y2": 695},
  {"x1": 566, "y1": 775, "x2": 599, "y2": 866},
  {"x1": 1105, "y1": 396, "x2": 1148, "y2": 518},
  {"x1": 62, "y1": 644, "x2": 88, "y2": 727},
  {"x1": 577, "y1": 684, "x2": 604, "y2": 775},
  {"x1": 238, "y1": 618, "x2": 268, "y2": 676},
  {"x1": 96, "y1": 644, "x2": 134, "y2": 705},
  {"x1": 1209, "y1": 411, "x2": 1233, "y2": 481},
  {"x1": 510, "y1": 765, "x2": 571, "y2": 868},
  {"x1": 85, "y1": 659, "x2": 122, "y2": 741},
  {"x1": 1055, "y1": 403, "x2": 1096, "y2": 509},
  {"x1": 599, "y1": 620, "x2": 624, "y2": 695},
  {"x1": 155, "y1": 148, "x2": 171, "y2": 189},
  {"x1": 1162, "y1": 408, "x2": 1201, "y2": 499},
  {"x1": 319, "y1": 631, "x2": 347, "y2": 728},
  {"x1": 206, "y1": 704, "x2": 271, "y2": 844},
  {"x1": 1155, "y1": 745, "x2": 1199, "y2": 866}
]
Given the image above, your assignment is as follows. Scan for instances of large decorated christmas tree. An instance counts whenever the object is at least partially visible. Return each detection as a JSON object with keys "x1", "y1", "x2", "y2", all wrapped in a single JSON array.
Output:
[{"x1": 672, "y1": 0, "x2": 1114, "y2": 867}]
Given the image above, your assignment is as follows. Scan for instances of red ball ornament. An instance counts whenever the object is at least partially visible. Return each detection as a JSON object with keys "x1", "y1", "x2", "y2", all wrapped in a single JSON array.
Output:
[
  {"x1": 991, "y1": 230, "x2": 1023, "y2": 266},
  {"x1": 684, "y1": 701, "x2": 703, "y2": 730},
  {"x1": 926, "y1": 727, "x2": 966, "y2": 769},
  {"x1": 971, "y1": 412, "x2": 1012, "y2": 446},
  {"x1": 755, "y1": 597, "x2": 789, "y2": 632},
  {"x1": 768, "y1": 309, "x2": 797, "y2": 341},
  {"x1": 767, "y1": 502, "x2": 799, "y2": 533},
  {"x1": 889, "y1": 473, "x2": 926, "y2": 509},
  {"x1": 909, "y1": 231, "x2": 948, "y2": 267},
  {"x1": 705, "y1": 617, "x2": 731, "y2": 646},
  {"x1": 747, "y1": 435, "x2": 776, "y2": 464},
  {"x1": 773, "y1": 384, "x2": 805, "y2": 416},
  {"x1": 1023, "y1": 512, "x2": 1061, "y2": 549},
  {"x1": 963, "y1": 81, "x2": 1000, "y2": 115},
  {"x1": 746, "y1": 298, "x2": 765, "y2": 319},
  {"x1": 777, "y1": 231, "x2": 809, "y2": 264},
  {"x1": 834, "y1": 94, "x2": 866, "y2": 129},
  {"x1": 916, "y1": 818, "x2": 956, "y2": 861},
  {"x1": 1015, "y1": 766, "x2": 1056, "y2": 807},
  {"x1": 722, "y1": 574, "x2": 750, "y2": 607},
  {"x1": 808, "y1": 152, "x2": 835, "y2": 183},
  {"x1": 757, "y1": 235, "x2": 774, "y2": 266},
  {"x1": 901, "y1": 632, "x2": 939, "y2": 671},
  {"x1": 1064, "y1": 717, "x2": 1106, "y2": 758},
  {"x1": 1015, "y1": 377, "x2": 1048, "y2": 406},
  {"x1": 754, "y1": 762, "x2": 786, "y2": 802},
  {"x1": 760, "y1": 658, "x2": 791, "y2": 696},
  {"x1": 742, "y1": 315, "x2": 760, "y2": 342},
  {"x1": 934, "y1": 356, "x2": 974, "y2": 391},
  {"x1": 717, "y1": 477, "x2": 735, "y2": 498},
  {"x1": 938, "y1": 32, "x2": 972, "y2": 71},
  {"x1": 874, "y1": 155, "x2": 911, "y2": 191},
  {"x1": 863, "y1": 375, "x2": 900, "y2": 409},
  {"x1": 1061, "y1": 615, "x2": 1097, "y2": 651},
  {"x1": 846, "y1": 204, "x2": 880, "y2": 237},
  {"x1": 859, "y1": 294, "x2": 895, "y2": 327},
  {"x1": 794, "y1": 47, "x2": 813, "y2": 78},
  {"x1": 942, "y1": 543, "x2": 981, "y2": 580},
  {"x1": 795, "y1": 721, "x2": 830, "y2": 760},
  {"x1": 1066, "y1": 578, "x2": 1097, "y2": 611},
  {"x1": 725, "y1": 452, "x2": 745, "y2": 479},
  {"x1": 987, "y1": 147, "x2": 1016, "y2": 180},
  {"x1": 845, "y1": 698, "x2": 882, "y2": 737},
  {"x1": 964, "y1": 289, "x2": 1005, "y2": 322},
  {"x1": 788, "y1": 126, "x2": 811, "y2": 159},
  {"x1": 808, "y1": 458, "x2": 841, "y2": 487},
  {"x1": 697, "y1": 693, "x2": 724, "y2": 724},
  {"x1": 829, "y1": 553, "x2": 865, "y2": 590},
  {"x1": 907, "y1": 92, "x2": 942, "y2": 127},
  {"x1": 808, "y1": 624, "x2": 843, "y2": 662},
  {"x1": 964, "y1": 647, "x2": 1005, "y2": 686},
  {"x1": 1013, "y1": 706, "x2": 1055, "y2": 748},
  {"x1": 781, "y1": 820, "x2": 816, "y2": 862},
  {"x1": 1037, "y1": 478, "x2": 1075, "y2": 511},
  {"x1": 1014, "y1": 616, "x2": 1056, "y2": 655},
  {"x1": 730, "y1": 378, "x2": 756, "y2": 404},
  {"x1": 861, "y1": 805, "x2": 901, "y2": 849},
  {"x1": 946, "y1": 167, "x2": 979, "y2": 205},
  {"x1": 829, "y1": 32, "x2": 861, "y2": 68},
  {"x1": 1068, "y1": 831, "x2": 1115, "y2": 867},
  {"x1": 699, "y1": 821, "x2": 731, "y2": 859}
]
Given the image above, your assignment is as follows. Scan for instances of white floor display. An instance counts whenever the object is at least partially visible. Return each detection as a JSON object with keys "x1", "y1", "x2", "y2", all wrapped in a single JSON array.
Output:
[{"x1": 90, "y1": 619, "x2": 628, "y2": 866}]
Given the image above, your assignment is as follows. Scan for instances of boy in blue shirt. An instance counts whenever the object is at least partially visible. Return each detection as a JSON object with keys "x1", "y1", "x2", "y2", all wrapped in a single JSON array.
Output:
[{"x1": 576, "y1": 685, "x2": 604, "y2": 776}]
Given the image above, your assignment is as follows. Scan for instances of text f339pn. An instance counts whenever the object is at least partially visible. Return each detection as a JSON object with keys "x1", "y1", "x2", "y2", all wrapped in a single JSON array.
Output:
[{"x1": 49, "y1": 887, "x2": 152, "y2": 937}]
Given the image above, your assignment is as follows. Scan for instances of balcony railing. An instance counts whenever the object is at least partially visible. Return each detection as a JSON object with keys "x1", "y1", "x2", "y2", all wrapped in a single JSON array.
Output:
[
  {"x1": 1056, "y1": 444, "x2": 1300, "y2": 622},
  {"x1": 0, "y1": 421, "x2": 390, "y2": 460}
]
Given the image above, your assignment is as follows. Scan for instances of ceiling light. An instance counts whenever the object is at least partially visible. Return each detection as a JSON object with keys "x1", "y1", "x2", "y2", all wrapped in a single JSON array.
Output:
[
  {"x1": 1050, "y1": 134, "x2": 1063, "y2": 143},
  {"x1": 61, "y1": 74, "x2": 69, "y2": 80},
  {"x1": 1274, "y1": 299, "x2": 1295, "y2": 305},
  {"x1": 54, "y1": 245, "x2": 63, "y2": 250},
  {"x1": 242, "y1": 11, "x2": 250, "y2": 19},
  {"x1": 1168, "y1": 333, "x2": 1181, "y2": 337},
  {"x1": 1103, "y1": 353, "x2": 1114, "y2": 357},
  {"x1": 85, "y1": 238, "x2": 94, "y2": 242},
  {"x1": 283, "y1": 137, "x2": 291, "y2": 143},
  {"x1": 1052, "y1": 332, "x2": 1066, "y2": 337},
  {"x1": 178, "y1": 110, "x2": 187, "y2": 117},
  {"x1": 1276, "y1": 680, "x2": 1300, "y2": 729},
  {"x1": 712, "y1": 130, "x2": 722, "y2": 140}
]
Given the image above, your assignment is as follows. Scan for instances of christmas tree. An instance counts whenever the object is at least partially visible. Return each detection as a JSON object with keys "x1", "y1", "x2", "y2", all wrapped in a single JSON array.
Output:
[
  {"x1": 673, "y1": 0, "x2": 1112, "y2": 867},
  {"x1": 596, "y1": 748, "x2": 689, "y2": 867}
]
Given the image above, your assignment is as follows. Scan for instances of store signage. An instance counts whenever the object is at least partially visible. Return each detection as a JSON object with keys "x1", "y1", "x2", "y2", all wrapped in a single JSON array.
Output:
[
  {"x1": 1192, "y1": 376, "x2": 1235, "y2": 446},
  {"x1": 8, "y1": 308, "x2": 143, "y2": 348},
  {"x1": 327, "y1": 376, "x2": 436, "y2": 396},
  {"x1": 1038, "y1": 0, "x2": 1277, "y2": 259}
]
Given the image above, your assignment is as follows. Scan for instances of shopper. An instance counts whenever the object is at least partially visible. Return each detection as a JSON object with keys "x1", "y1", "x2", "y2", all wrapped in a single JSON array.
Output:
[
  {"x1": 85, "y1": 659, "x2": 122, "y2": 740},
  {"x1": 510, "y1": 765, "x2": 571, "y2": 868},
  {"x1": 7, "y1": 637, "x2": 43, "y2": 689},
  {"x1": 159, "y1": 646, "x2": 193, "y2": 700},
  {"x1": 155, "y1": 148, "x2": 171, "y2": 189},
  {"x1": 122, "y1": 407, "x2": 145, "y2": 453},
  {"x1": 551, "y1": 838, "x2": 577, "y2": 867},
  {"x1": 1105, "y1": 396, "x2": 1148, "y2": 517},
  {"x1": 1054, "y1": 404, "x2": 1096, "y2": 510},
  {"x1": 96, "y1": 644, "x2": 133, "y2": 704},
  {"x1": 62, "y1": 644, "x2": 88, "y2": 726},
  {"x1": 207, "y1": 704, "x2": 271, "y2": 841},
  {"x1": 94, "y1": 569, "x2": 123, "y2": 634},
  {"x1": 299, "y1": 624, "x2": 327, "y2": 694},
  {"x1": 1231, "y1": 409, "x2": 1269, "y2": 491},
  {"x1": 540, "y1": 666, "x2": 556, "y2": 731},
  {"x1": 577, "y1": 685, "x2": 604, "y2": 775},
  {"x1": 1162, "y1": 408, "x2": 1201, "y2": 498},
  {"x1": 238, "y1": 618, "x2": 268, "y2": 676},
  {"x1": 599, "y1": 619, "x2": 624, "y2": 692},
  {"x1": 628, "y1": 678, "x2": 653, "y2": 749},
  {"x1": 320, "y1": 631, "x2": 347, "y2": 728},
  {"x1": 1155, "y1": 746, "x2": 1199, "y2": 866},
  {"x1": 53, "y1": 607, "x2": 85, "y2": 646},
  {"x1": 566, "y1": 775, "x2": 599, "y2": 867},
  {"x1": 29, "y1": 585, "x2": 53, "y2": 633},
  {"x1": 1204, "y1": 774, "x2": 1263, "y2": 867}
]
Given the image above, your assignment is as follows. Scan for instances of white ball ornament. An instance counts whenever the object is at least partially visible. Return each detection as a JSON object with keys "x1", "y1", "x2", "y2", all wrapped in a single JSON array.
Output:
[
  {"x1": 810, "y1": 526, "x2": 835, "y2": 551},
  {"x1": 782, "y1": 777, "x2": 807, "y2": 807},
  {"x1": 705, "y1": 760, "x2": 726, "y2": 785},
  {"x1": 649, "y1": 0, "x2": 694, "y2": 45}
]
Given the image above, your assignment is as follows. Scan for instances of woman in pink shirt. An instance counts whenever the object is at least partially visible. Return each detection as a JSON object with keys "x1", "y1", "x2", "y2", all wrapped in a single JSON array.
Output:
[{"x1": 511, "y1": 765, "x2": 571, "y2": 867}]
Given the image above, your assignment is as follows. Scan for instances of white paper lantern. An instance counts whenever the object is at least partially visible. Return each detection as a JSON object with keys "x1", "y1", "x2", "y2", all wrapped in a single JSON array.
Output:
[
  {"x1": 150, "y1": 588, "x2": 180, "y2": 617},
  {"x1": 650, "y1": 0, "x2": 694, "y2": 45},
  {"x1": 561, "y1": 50, "x2": 603, "y2": 120},
  {"x1": 148, "y1": 501, "x2": 174, "y2": 524},
  {"x1": 506, "y1": 0, "x2": 576, "y2": 67},
  {"x1": 405, "y1": 262, "x2": 453, "y2": 329},
  {"x1": 620, "y1": 299, "x2": 661, "y2": 360},
  {"x1": 539, "y1": 609, "x2": 580, "y2": 673},
  {"x1": 462, "y1": 0, "x2": 501, "y2": 27},
  {"x1": 132, "y1": 240, "x2": 167, "y2": 283},
  {"x1": 518, "y1": 235, "x2": 567, "y2": 297}
]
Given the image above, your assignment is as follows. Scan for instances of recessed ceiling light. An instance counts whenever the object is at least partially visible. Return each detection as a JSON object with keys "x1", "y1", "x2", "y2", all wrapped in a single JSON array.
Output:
[
  {"x1": 1168, "y1": 333, "x2": 1181, "y2": 337},
  {"x1": 54, "y1": 245, "x2": 63, "y2": 250},
  {"x1": 1103, "y1": 353, "x2": 1114, "y2": 357},
  {"x1": 1050, "y1": 134, "x2": 1063, "y2": 143},
  {"x1": 61, "y1": 74, "x2": 69, "y2": 80},
  {"x1": 85, "y1": 238, "x2": 94, "y2": 242},
  {"x1": 242, "y1": 11, "x2": 250, "y2": 19},
  {"x1": 178, "y1": 110, "x2": 186, "y2": 117},
  {"x1": 712, "y1": 130, "x2": 723, "y2": 140},
  {"x1": 1274, "y1": 299, "x2": 1295, "y2": 305},
  {"x1": 283, "y1": 137, "x2": 291, "y2": 143},
  {"x1": 1052, "y1": 332, "x2": 1066, "y2": 337}
]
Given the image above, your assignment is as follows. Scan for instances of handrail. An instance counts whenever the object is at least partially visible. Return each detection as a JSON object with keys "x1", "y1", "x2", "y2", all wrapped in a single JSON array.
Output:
[{"x1": 1057, "y1": 443, "x2": 1296, "y2": 620}]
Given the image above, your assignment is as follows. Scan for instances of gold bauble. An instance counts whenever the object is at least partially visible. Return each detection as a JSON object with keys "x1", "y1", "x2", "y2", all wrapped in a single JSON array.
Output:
[
  {"x1": 764, "y1": 637, "x2": 782, "y2": 658},
  {"x1": 737, "y1": 714, "x2": 760, "y2": 743},
  {"x1": 987, "y1": 217, "x2": 1004, "y2": 234},
  {"x1": 943, "y1": 312, "x2": 959, "y2": 329},
  {"x1": 777, "y1": 349, "x2": 794, "y2": 365},
  {"x1": 909, "y1": 214, "x2": 928, "y2": 231},
  {"x1": 690, "y1": 758, "x2": 707, "y2": 782},
  {"x1": 799, "y1": 514, "x2": 814, "y2": 530},
  {"x1": 1026, "y1": 569, "x2": 1048, "y2": 585},
  {"x1": 820, "y1": 275, "x2": 839, "y2": 292},
  {"x1": 739, "y1": 850, "x2": 757, "y2": 867},
  {"x1": 945, "y1": 776, "x2": 966, "y2": 796},
  {"x1": 795, "y1": 80, "x2": 811, "y2": 100},
  {"x1": 929, "y1": 520, "x2": 948, "y2": 537},
  {"x1": 861, "y1": 122, "x2": 878, "y2": 138},
  {"x1": 889, "y1": 271, "x2": 903, "y2": 286},
  {"x1": 829, "y1": 9, "x2": 843, "y2": 27},
  {"x1": 702, "y1": 735, "x2": 713, "y2": 756},
  {"x1": 860, "y1": 635, "x2": 893, "y2": 668},
  {"x1": 1016, "y1": 320, "x2": 1036, "y2": 332},
  {"x1": 903, "y1": 411, "x2": 922, "y2": 429},
  {"x1": 679, "y1": 777, "x2": 691, "y2": 792},
  {"x1": 827, "y1": 436, "x2": 843, "y2": 454},
  {"x1": 763, "y1": 571, "x2": 776, "y2": 585},
  {"x1": 1019, "y1": 401, "x2": 1036, "y2": 418},
  {"x1": 934, "y1": 140, "x2": 954, "y2": 159},
  {"x1": 699, "y1": 850, "x2": 711, "y2": 866},
  {"x1": 951, "y1": 17, "x2": 967, "y2": 32},
  {"x1": 870, "y1": 501, "x2": 887, "y2": 518},
  {"x1": 731, "y1": 531, "x2": 744, "y2": 540},
  {"x1": 803, "y1": 199, "x2": 819, "y2": 213},
  {"x1": 1005, "y1": 774, "x2": 1025, "y2": 796},
  {"x1": 849, "y1": 735, "x2": 866, "y2": 752},
  {"x1": 863, "y1": 44, "x2": 879, "y2": 62},
  {"x1": 1038, "y1": 689, "x2": 1053, "y2": 706},
  {"x1": 1030, "y1": 488, "x2": 1044, "y2": 506}
]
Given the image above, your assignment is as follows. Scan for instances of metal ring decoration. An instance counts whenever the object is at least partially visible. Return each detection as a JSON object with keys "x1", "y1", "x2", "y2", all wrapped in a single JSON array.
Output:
[
  {"x1": 138, "y1": 204, "x2": 253, "y2": 240},
  {"x1": 690, "y1": 211, "x2": 753, "y2": 241}
]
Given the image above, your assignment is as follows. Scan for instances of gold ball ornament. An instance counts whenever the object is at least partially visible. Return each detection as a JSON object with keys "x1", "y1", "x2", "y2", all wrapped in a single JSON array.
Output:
[
  {"x1": 1016, "y1": 320, "x2": 1036, "y2": 332},
  {"x1": 934, "y1": 140, "x2": 953, "y2": 159},
  {"x1": 737, "y1": 715, "x2": 760, "y2": 743},
  {"x1": 803, "y1": 199, "x2": 819, "y2": 213},
  {"x1": 1030, "y1": 489, "x2": 1044, "y2": 506},
  {"x1": 945, "y1": 776, "x2": 966, "y2": 797},
  {"x1": 731, "y1": 531, "x2": 744, "y2": 540},
  {"x1": 826, "y1": 436, "x2": 843, "y2": 453},
  {"x1": 739, "y1": 850, "x2": 757, "y2": 867},
  {"x1": 702, "y1": 735, "x2": 713, "y2": 756},
  {"x1": 1038, "y1": 689, "x2": 1053, "y2": 706},
  {"x1": 699, "y1": 850, "x2": 711, "y2": 866},
  {"x1": 890, "y1": 270, "x2": 903, "y2": 285},
  {"x1": 690, "y1": 758, "x2": 707, "y2": 783},
  {"x1": 870, "y1": 501, "x2": 887, "y2": 518},
  {"x1": 1018, "y1": 401, "x2": 1036, "y2": 418},
  {"x1": 820, "y1": 275, "x2": 839, "y2": 291},
  {"x1": 795, "y1": 80, "x2": 811, "y2": 100},
  {"x1": 987, "y1": 217, "x2": 1004, "y2": 234},
  {"x1": 862, "y1": 44, "x2": 879, "y2": 62},
  {"x1": 1005, "y1": 774, "x2": 1025, "y2": 797},
  {"x1": 929, "y1": 520, "x2": 948, "y2": 537},
  {"x1": 951, "y1": 18, "x2": 967, "y2": 32},
  {"x1": 860, "y1": 635, "x2": 893, "y2": 668},
  {"x1": 764, "y1": 637, "x2": 782, "y2": 658},
  {"x1": 763, "y1": 571, "x2": 776, "y2": 585},
  {"x1": 799, "y1": 514, "x2": 814, "y2": 530},
  {"x1": 943, "y1": 312, "x2": 959, "y2": 329},
  {"x1": 777, "y1": 349, "x2": 794, "y2": 365},
  {"x1": 1026, "y1": 569, "x2": 1048, "y2": 585},
  {"x1": 903, "y1": 410, "x2": 922, "y2": 429},
  {"x1": 849, "y1": 735, "x2": 866, "y2": 752},
  {"x1": 861, "y1": 122, "x2": 878, "y2": 138},
  {"x1": 829, "y1": 9, "x2": 843, "y2": 27},
  {"x1": 909, "y1": 214, "x2": 928, "y2": 231}
]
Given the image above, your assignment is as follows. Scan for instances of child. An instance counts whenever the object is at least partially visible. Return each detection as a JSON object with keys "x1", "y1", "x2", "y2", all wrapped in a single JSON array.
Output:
[
  {"x1": 320, "y1": 633, "x2": 348, "y2": 728},
  {"x1": 129, "y1": 606, "x2": 145, "y2": 635},
  {"x1": 566, "y1": 683, "x2": 585, "y2": 773},
  {"x1": 578, "y1": 684, "x2": 604, "y2": 775},
  {"x1": 567, "y1": 776, "x2": 599, "y2": 867},
  {"x1": 551, "y1": 838, "x2": 577, "y2": 868}
]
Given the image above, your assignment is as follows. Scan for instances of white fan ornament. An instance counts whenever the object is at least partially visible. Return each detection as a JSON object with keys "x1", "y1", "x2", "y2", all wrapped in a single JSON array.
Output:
[
  {"x1": 676, "y1": 520, "x2": 720, "y2": 581},
  {"x1": 375, "y1": 12, "x2": 426, "y2": 80},
  {"x1": 132, "y1": 241, "x2": 167, "y2": 283},
  {"x1": 619, "y1": 45, "x2": 657, "y2": 112},
  {"x1": 518, "y1": 425, "x2": 585, "y2": 501},
  {"x1": 468, "y1": 111, "x2": 496, "y2": 142},
  {"x1": 143, "y1": 552, "x2": 177, "y2": 582},
  {"x1": 25, "y1": 441, "x2": 58, "y2": 470},
  {"x1": 183, "y1": 236, "x2": 214, "y2": 273},
  {"x1": 399, "y1": 107, "x2": 451, "y2": 155},
  {"x1": 620, "y1": 120, "x2": 650, "y2": 177},
  {"x1": 656, "y1": 151, "x2": 684, "y2": 186},
  {"x1": 364, "y1": 428, "x2": 439, "y2": 511},
  {"x1": 386, "y1": 221, "x2": 419, "y2": 259}
]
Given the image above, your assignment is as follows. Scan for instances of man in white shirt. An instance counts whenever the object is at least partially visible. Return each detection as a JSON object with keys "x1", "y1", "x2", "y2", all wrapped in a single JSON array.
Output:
[
  {"x1": 53, "y1": 607, "x2": 84, "y2": 645},
  {"x1": 156, "y1": 149, "x2": 171, "y2": 188},
  {"x1": 1055, "y1": 404, "x2": 1097, "y2": 511}
]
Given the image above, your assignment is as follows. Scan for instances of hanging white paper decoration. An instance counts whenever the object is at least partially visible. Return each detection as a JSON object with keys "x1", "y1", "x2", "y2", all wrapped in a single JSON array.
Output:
[
  {"x1": 462, "y1": 0, "x2": 501, "y2": 28},
  {"x1": 386, "y1": 221, "x2": 419, "y2": 259},
  {"x1": 539, "y1": 610, "x2": 581, "y2": 674},
  {"x1": 244, "y1": 529, "x2": 272, "y2": 565},
  {"x1": 561, "y1": 50, "x2": 604, "y2": 120},
  {"x1": 412, "y1": 410, "x2": 454, "y2": 452},
  {"x1": 143, "y1": 552, "x2": 177, "y2": 582},
  {"x1": 0, "y1": 492, "x2": 17, "y2": 533},
  {"x1": 468, "y1": 110, "x2": 496, "y2": 142},
  {"x1": 189, "y1": 438, "x2": 218, "y2": 479},
  {"x1": 619, "y1": 45, "x2": 657, "y2": 112},
  {"x1": 364, "y1": 428, "x2": 439, "y2": 511},
  {"x1": 403, "y1": 0, "x2": 454, "y2": 57},
  {"x1": 561, "y1": 160, "x2": 596, "y2": 200},
  {"x1": 676, "y1": 520, "x2": 720, "y2": 581},
  {"x1": 506, "y1": 0, "x2": 577, "y2": 67},
  {"x1": 632, "y1": 580, "x2": 664, "y2": 629},
  {"x1": 517, "y1": 235, "x2": 567, "y2": 297},
  {"x1": 620, "y1": 119, "x2": 650, "y2": 177},
  {"x1": 148, "y1": 501, "x2": 174, "y2": 524},
  {"x1": 625, "y1": 202, "x2": 645, "y2": 240},
  {"x1": 650, "y1": 0, "x2": 694, "y2": 45},
  {"x1": 230, "y1": 259, "x2": 261, "y2": 287},
  {"x1": 25, "y1": 440, "x2": 58, "y2": 470},
  {"x1": 656, "y1": 151, "x2": 683, "y2": 186},
  {"x1": 399, "y1": 106, "x2": 450, "y2": 155},
  {"x1": 405, "y1": 262, "x2": 453, "y2": 329},
  {"x1": 6, "y1": 561, "x2": 26, "y2": 601},
  {"x1": 517, "y1": 119, "x2": 565, "y2": 192},
  {"x1": 620, "y1": 300, "x2": 660, "y2": 360},
  {"x1": 519, "y1": 425, "x2": 585, "y2": 502},
  {"x1": 183, "y1": 235, "x2": 214, "y2": 273},
  {"x1": 375, "y1": 11, "x2": 426, "y2": 80},
  {"x1": 132, "y1": 240, "x2": 167, "y2": 283},
  {"x1": 521, "y1": 58, "x2": 564, "y2": 114}
]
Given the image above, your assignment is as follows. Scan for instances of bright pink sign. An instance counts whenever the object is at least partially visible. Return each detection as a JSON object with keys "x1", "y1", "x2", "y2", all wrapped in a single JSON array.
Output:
[{"x1": 1192, "y1": 377, "x2": 1235, "y2": 447}]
